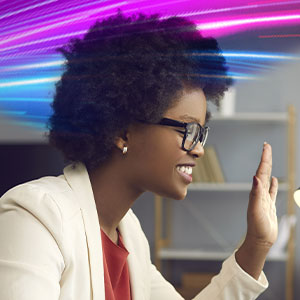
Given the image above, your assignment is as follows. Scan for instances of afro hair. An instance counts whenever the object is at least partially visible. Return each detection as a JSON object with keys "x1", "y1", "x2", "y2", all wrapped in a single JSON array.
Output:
[{"x1": 48, "y1": 11, "x2": 233, "y2": 171}]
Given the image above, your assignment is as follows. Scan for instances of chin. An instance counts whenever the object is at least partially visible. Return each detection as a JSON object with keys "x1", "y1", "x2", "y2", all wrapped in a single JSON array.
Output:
[
  {"x1": 159, "y1": 187, "x2": 187, "y2": 201},
  {"x1": 150, "y1": 180, "x2": 188, "y2": 200},
  {"x1": 173, "y1": 183, "x2": 188, "y2": 200},
  {"x1": 173, "y1": 191, "x2": 187, "y2": 200}
]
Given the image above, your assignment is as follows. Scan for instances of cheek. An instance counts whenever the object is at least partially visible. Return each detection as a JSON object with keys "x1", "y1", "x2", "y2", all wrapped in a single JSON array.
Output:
[
  {"x1": 130, "y1": 130, "x2": 182, "y2": 178},
  {"x1": 141, "y1": 136, "x2": 185, "y2": 189},
  {"x1": 128, "y1": 128, "x2": 188, "y2": 199},
  {"x1": 148, "y1": 133, "x2": 183, "y2": 170}
]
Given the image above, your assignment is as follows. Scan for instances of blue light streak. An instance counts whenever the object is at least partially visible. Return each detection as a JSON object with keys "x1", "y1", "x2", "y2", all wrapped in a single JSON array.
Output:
[
  {"x1": 0, "y1": 98, "x2": 52, "y2": 102},
  {"x1": 0, "y1": 77, "x2": 60, "y2": 88}
]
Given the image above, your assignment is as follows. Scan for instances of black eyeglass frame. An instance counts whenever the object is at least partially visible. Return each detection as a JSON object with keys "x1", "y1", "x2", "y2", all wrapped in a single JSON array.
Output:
[{"x1": 138, "y1": 117, "x2": 209, "y2": 152}]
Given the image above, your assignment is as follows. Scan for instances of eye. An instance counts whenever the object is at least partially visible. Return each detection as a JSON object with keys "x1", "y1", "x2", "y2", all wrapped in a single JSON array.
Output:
[
  {"x1": 187, "y1": 128, "x2": 193, "y2": 134},
  {"x1": 175, "y1": 129, "x2": 185, "y2": 136}
]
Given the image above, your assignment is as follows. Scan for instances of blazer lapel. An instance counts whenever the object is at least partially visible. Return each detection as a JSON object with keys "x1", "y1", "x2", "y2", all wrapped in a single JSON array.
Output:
[
  {"x1": 119, "y1": 216, "x2": 146, "y2": 300},
  {"x1": 64, "y1": 163, "x2": 105, "y2": 300}
]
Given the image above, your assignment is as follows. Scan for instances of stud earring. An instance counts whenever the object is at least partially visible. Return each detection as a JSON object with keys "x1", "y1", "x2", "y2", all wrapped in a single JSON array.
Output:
[{"x1": 122, "y1": 146, "x2": 128, "y2": 154}]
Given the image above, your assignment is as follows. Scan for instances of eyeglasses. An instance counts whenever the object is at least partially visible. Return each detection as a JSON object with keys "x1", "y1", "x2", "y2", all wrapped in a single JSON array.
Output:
[{"x1": 138, "y1": 117, "x2": 209, "y2": 151}]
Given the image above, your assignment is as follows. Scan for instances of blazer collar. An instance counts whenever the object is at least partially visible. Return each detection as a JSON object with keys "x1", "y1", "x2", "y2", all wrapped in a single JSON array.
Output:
[
  {"x1": 63, "y1": 163, "x2": 105, "y2": 300},
  {"x1": 63, "y1": 162, "x2": 145, "y2": 300},
  {"x1": 119, "y1": 215, "x2": 146, "y2": 300}
]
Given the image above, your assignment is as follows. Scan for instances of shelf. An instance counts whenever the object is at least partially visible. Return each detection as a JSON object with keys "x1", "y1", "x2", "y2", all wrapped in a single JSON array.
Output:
[
  {"x1": 210, "y1": 112, "x2": 288, "y2": 122},
  {"x1": 188, "y1": 182, "x2": 289, "y2": 191},
  {"x1": 159, "y1": 248, "x2": 287, "y2": 262}
]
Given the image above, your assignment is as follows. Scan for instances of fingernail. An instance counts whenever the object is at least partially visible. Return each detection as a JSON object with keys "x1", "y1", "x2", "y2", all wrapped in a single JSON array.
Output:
[
  {"x1": 263, "y1": 141, "x2": 268, "y2": 150},
  {"x1": 253, "y1": 176, "x2": 258, "y2": 187}
]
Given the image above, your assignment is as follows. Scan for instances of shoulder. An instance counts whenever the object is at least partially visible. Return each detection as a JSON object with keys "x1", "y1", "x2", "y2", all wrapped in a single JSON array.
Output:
[
  {"x1": 0, "y1": 174, "x2": 81, "y2": 225},
  {"x1": 0, "y1": 176, "x2": 71, "y2": 282}
]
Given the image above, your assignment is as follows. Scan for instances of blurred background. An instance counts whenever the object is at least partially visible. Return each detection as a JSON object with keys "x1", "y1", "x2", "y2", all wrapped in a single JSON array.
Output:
[{"x1": 0, "y1": 1, "x2": 300, "y2": 299}]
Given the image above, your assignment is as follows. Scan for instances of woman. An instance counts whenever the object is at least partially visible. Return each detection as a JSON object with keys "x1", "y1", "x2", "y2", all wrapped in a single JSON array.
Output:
[{"x1": 0, "y1": 12, "x2": 278, "y2": 300}]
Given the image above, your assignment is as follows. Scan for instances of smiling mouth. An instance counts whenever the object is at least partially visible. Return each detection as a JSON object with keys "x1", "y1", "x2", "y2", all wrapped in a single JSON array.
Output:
[
  {"x1": 176, "y1": 165, "x2": 192, "y2": 175},
  {"x1": 176, "y1": 166, "x2": 193, "y2": 183}
]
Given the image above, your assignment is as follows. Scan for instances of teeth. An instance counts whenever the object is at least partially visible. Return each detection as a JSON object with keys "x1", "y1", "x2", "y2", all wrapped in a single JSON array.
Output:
[{"x1": 176, "y1": 166, "x2": 192, "y2": 175}]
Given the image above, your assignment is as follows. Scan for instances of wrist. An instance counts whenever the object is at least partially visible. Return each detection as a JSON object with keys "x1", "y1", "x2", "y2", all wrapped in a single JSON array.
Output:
[
  {"x1": 244, "y1": 232, "x2": 273, "y2": 253},
  {"x1": 235, "y1": 235, "x2": 271, "y2": 280}
]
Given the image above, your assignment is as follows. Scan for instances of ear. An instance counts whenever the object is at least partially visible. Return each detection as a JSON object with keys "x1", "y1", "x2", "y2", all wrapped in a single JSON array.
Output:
[
  {"x1": 114, "y1": 136, "x2": 126, "y2": 152},
  {"x1": 114, "y1": 129, "x2": 130, "y2": 152},
  {"x1": 114, "y1": 122, "x2": 139, "y2": 152}
]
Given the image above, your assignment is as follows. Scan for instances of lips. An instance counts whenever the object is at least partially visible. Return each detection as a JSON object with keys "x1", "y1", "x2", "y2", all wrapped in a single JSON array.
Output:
[
  {"x1": 176, "y1": 165, "x2": 192, "y2": 175},
  {"x1": 176, "y1": 165, "x2": 193, "y2": 183},
  {"x1": 176, "y1": 163, "x2": 196, "y2": 167}
]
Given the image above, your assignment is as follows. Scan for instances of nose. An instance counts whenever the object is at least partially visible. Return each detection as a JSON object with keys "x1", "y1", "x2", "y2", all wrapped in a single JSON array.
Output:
[{"x1": 189, "y1": 141, "x2": 204, "y2": 158}]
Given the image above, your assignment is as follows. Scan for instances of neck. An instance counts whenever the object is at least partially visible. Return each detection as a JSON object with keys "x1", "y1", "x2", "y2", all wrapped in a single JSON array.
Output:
[{"x1": 88, "y1": 156, "x2": 143, "y2": 240}]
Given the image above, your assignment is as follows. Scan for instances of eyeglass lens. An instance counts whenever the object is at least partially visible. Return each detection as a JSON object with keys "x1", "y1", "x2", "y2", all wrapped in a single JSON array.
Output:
[{"x1": 184, "y1": 123, "x2": 207, "y2": 150}]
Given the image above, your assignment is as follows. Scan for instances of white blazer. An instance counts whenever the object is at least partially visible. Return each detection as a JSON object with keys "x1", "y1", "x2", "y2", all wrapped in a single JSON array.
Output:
[{"x1": 0, "y1": 163, "x2": 268, "y2": 300}]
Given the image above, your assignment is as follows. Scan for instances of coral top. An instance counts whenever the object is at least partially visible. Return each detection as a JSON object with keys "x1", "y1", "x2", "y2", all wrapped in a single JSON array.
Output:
[{"x1": 101, "y1": 229, "x2": 131, "y2": 300}]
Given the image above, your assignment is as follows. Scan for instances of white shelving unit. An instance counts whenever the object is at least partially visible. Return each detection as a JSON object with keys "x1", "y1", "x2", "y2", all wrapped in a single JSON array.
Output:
[
  {"x1": 188, "y1": 182, "x2": 289, "y2": 191},
  {"x1": 154, "y1": 106, "x2": 296, "y2": 300},
  {"x1": 211, "y1": 112, "x2": 288, "y2": 122},
  {"x1": 159, "y1": 248, "x2": 287, "y2": 262}
]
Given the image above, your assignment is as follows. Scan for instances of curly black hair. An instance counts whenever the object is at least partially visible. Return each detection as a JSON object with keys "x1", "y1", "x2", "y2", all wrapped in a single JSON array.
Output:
[{"x1": 48, "y1": 11, "x2": 232, "y2": 171}]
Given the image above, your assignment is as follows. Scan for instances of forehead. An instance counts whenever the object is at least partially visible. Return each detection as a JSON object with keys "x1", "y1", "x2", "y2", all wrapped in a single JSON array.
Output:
[{"x1": 165, "y1": 89, "x2": 207, "y2": 125}]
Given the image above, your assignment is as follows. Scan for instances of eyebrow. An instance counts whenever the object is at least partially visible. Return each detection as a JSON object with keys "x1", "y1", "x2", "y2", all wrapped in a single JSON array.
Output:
[
  {"x1": 179, "y1": 114, "x2": 199, "y2": 122},
  {"x1": 179, "y1": 114, "x2": 207, "y2": 126}
]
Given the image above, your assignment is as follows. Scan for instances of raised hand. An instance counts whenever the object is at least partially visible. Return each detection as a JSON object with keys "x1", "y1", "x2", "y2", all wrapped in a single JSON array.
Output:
[
  {"x1": 247, "y1": 142, "x2": 278, "y2": 248},
  {"x1": 235, "y1": 142, "x2": 278, "y2": 280}
]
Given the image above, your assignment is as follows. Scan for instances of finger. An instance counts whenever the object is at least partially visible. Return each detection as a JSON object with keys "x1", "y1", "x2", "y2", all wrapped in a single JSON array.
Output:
[
  {"x1": 248, "y1": 175, "x2": 263, "y2": 213},
  {"x1": 269, "y1": 176, "x2": 278, "y2": 202},
  {"x1": 255, "y1": 142, "x2": 272, "y2": 190}
]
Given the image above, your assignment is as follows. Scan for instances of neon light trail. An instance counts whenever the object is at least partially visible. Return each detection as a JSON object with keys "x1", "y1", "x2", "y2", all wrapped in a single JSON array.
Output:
[{"x1": 0, "y1": 0, "x2": 299, "y2": 130}]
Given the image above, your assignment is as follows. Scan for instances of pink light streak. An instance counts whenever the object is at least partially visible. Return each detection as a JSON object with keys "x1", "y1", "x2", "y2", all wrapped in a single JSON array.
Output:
[
  {"x1": 0, "y1": 30, "x2": 87, "y2": 53},
  {"x1": 199, "y1": 14, "x2": 300, "y2": 30},
  {"x1": 0, "y1": 2, "x2": 127, "y2": 47},
  {"x1": 196, "y1": 13, "x2": 300, "y2": 37},
  {"x1": 0, "y1": 0, "x2": 111, "y2": 35},
  {"x1": 0, "y1": 0, "x2": 192, "y2": 54},
  {"x1": 1, "y1": 1, "x2": 300, "y2": 63},
  {"x1": 2, "y1": 11, "x2": 300, "y2": 55},
  {"x1": 163, "y1": 0, "x2": 300, "y2": 18},
  {"x1": 259, "y1": 33, "x2": 300, "y2": 38},
  {"x1": 0, "y1": 0, "x2": 58, "y2": 21}
]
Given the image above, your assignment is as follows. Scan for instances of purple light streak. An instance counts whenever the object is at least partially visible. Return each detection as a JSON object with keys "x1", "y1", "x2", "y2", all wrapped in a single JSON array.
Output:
[
  {"x1": 1, "y1": 0, "x2": 299, "y2": 68},
  {"x1": 196, "y1": 12, "x2": 300, "y2": 37},
  {"x1": 0, "y1": 0, "x2": 58, "y2": 21},
  {"x1": 0, "y1": 0, "x2": 299, "y2": 129},
  {"x1": 1, "y1": 0, "x2": 300, "y2": 61}
]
